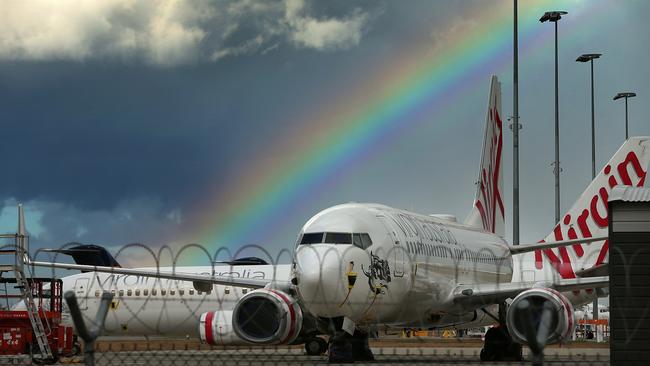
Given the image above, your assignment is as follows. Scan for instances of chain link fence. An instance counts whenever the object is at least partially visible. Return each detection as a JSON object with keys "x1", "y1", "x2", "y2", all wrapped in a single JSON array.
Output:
[{"x1": 0, "y1": 240, "x2": 631, "y2": 365}]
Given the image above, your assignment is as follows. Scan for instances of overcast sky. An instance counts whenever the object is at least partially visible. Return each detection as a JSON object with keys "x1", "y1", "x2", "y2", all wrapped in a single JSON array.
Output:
[{"x1": 0, "y1": 0, "x2": 648, "y2": 266}]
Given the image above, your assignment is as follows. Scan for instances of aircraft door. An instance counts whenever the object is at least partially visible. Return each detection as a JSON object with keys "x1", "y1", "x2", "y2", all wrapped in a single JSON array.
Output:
[
  {"x1": 74, "y1": 278, "x2": 90, "y2": 310},
  {"x1": 377, "y1": 215, "x2": 405, "y2": 277}
]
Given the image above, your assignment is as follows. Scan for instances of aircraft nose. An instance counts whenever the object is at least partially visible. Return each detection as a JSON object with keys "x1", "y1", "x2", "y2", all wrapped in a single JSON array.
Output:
[{"x1": 294, "y1": 245, "x2": 347, "y2": 317}]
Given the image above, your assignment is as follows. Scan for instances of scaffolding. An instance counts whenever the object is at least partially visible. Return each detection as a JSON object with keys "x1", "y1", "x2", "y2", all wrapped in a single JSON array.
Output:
[{"x1": 0, "y1": 204, "x2": 73, "y2": 363}]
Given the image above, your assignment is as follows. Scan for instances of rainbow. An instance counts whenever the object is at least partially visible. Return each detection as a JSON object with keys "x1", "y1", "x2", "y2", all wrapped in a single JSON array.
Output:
[{"x1": 180, "y1": 0, "x2": 604, "y2": 262}]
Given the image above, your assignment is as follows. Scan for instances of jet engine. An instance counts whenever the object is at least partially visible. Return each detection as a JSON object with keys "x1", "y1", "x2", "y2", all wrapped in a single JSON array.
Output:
[
  {"x1": 230, "y1": 289, "x2": 303, "y2": 345},
  {"x1": 199, "y1": 310, "x2": 242, "y2": 346},
  {"x1": 506, "y1": 288, "x2": 575, "y2": 345}
]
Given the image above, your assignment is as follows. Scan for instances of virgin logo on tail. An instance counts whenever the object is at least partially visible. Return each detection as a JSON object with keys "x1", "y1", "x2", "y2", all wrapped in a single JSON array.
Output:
[
  {"x1": 474, "y1": 102, "x2": 504, "y2": 234},
  {"x1": 536, "y1": 150, "x2": 647, "y2": 279}
]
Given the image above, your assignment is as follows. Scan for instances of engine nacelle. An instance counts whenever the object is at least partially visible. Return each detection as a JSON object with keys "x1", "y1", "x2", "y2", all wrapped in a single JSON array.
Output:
[
  {"x1": 200, "y1": 310, "x2": 243, "y2": 345},
  {"x1": 231, "y1": 289, "x2": 303, "y2": 345},
  {"x1": 506, "y1": 288, "x2": 575, "y2": 345}
]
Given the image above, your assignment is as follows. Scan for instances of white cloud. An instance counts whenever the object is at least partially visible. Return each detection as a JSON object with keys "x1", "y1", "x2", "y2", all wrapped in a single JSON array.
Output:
[
  {"x1": 429, "y1": 16, "x2": 478, "y2": 53},
  {"x1": 211, "y1": 35, "x2": 264, "y2": 61},
  {"x1": 0, "y1": 0, "x2": 212, "y2": 65},
  {"x1": 284, "y1": 0, "x2": 367, "y2": 50},
  {"x1": 0, "y1": 0, "x2": 371, "y2": 65}
]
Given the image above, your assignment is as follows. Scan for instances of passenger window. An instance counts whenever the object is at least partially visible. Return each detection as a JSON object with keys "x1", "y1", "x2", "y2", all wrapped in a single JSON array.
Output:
[
  {"x1": 119, "y1": 290, "x2": 124, "y2": 297},
  {"x1": 325, "y1": 232, "x2": 352, "y2": 244},
  {"x1": 143, "y1": 289, "x2": 149, "y2": 296},
  {"x1": 161, "y1": 289, "x2": 166, "y2": 296},
  {"x1": 127, "y1": 289, "x2": 132, "y2": 296},
  {"x1": 135, "y1": 289, "x2": 140, "y2": 296},
  {"x1": 152, "y1": 289, "x2": 157, "y2": 296},
  {"x1": 179, "y1": 289, "x2": 184, "y2": 296},
  {"x1": 242, "y1": 288, "x2": 248, "y2": 294},
  {"x1": 225, "y1": 287, "x2": 230, "y2": 295},
  {"x1": 170, "y1": 289, "x2": 175, "y2": 295},
  {"x1": 190, "y1": 289, "x2": 195, "y2": 295},
  {"x1": 300, "y1": 232, "x2": 324, "y2": 244},
  {"x1": 111, "y1": 289, "x2": 116, "y2": 296}
]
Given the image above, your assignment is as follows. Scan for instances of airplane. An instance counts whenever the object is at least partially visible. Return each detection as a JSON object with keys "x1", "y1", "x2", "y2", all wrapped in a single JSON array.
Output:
[
  {"x1": 19, "y1": 75, "x2": 650, "y2": 362},
  {"x1": 12, "y1": 246, "x2": 322, "y2": 352}
]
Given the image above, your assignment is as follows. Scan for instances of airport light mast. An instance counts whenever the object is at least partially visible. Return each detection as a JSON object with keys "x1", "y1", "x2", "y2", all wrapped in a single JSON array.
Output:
[
  {"x1": 576, "y1": 53, "x2": 601, "y2": 180},
  {"x1": 540, "y1": 10, "x2": 567, "y2": 225},
  {"x1": 613, "y1": 92, "x2": 637, "y2": 140},
  {"x1": 577, "y1": 53, "x2": 602, "y2": 321},
  {"x1": 512, "y1": 0, "x2": 520, "y2": 245}
]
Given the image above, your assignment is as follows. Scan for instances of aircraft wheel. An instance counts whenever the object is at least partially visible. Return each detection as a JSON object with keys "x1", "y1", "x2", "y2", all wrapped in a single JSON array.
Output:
[
  {"x1": 328, "y1": 332, "x2": 354, "y2": 363},
  {"x1": 305, "y1": 337, "x2": 328, "y2": 355},
  {"x1": 480, "y1": 348, "x2": 496, "y2": 361}
]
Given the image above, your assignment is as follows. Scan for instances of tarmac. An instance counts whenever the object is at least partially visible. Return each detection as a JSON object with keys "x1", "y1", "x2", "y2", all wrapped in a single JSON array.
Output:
[
  {"x1": 89, "y1": 347, "x2": 609, "y2": 366},
  {"x1": 1, "y1": 344, "x2": 610, "y2": 365}
]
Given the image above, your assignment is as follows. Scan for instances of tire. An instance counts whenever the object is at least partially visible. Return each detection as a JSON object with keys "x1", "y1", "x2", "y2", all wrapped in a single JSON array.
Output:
[
  {"x1": 480, "y1": 348, "x2": 496, "y2": 361},
  {"x1": 305, "y1": 337, "x2": 327, "y2": 356}
]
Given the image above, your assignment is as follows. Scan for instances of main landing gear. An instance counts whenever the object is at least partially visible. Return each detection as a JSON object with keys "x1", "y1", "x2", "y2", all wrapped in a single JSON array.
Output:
[
  {"x1": 480, "y1": 304, "x2": 523, "y2": 362},
  {"x1": 327, "y1": 330, "x2": 374, "y2": 363},
  {"x1": 304, "y1": 337, "x2": 328, "y2": 356},
  {"x1": 480, "y1": 325, "x2": 523, "y2": 361}
]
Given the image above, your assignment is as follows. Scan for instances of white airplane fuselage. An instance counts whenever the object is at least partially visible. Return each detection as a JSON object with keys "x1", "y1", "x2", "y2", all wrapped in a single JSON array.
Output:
[
  {"x1": 293, "y1": 203, "x2": 597, "y2": 329},
  {"x1": 53, "y1": 264, "x2": 292, "y2": 340}
]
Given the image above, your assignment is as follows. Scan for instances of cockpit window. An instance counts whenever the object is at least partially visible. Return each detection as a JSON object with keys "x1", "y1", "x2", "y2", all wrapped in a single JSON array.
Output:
[
  {"x1": 300, "y1": 232, "x2": 324, "y2": 244},
  {"x1": 325, "y1": 232, "x2": 352, "y2": 244},
  {"x1": 353, "y1": 233, "x2": 373, "y2": 249},
  {"x1": 300, "y1": 232, "x2": 372, "y2": 248}
]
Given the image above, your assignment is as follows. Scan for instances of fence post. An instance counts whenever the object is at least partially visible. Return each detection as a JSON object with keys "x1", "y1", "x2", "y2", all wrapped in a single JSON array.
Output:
[
  {"x1": 517, "y1": 299, "x2": 553, "y2": 366},
  {"x1": 64, "y1": 291, "x2": 114, "y2": 366}
]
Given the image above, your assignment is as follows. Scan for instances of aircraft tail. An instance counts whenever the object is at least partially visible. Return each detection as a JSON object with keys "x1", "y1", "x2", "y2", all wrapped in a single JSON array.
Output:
[
  {"x1": 465, "y1": 75, "x2": 504, "y2": 237},
  {"x1": 536, "y1": 137, "x2": 650, "y2": 278}
]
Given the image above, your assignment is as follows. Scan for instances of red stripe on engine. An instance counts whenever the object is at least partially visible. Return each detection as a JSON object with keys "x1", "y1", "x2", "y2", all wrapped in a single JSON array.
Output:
[
  {"x1": 269, "y1": 290, "x2": 296, "y2": 344},
  {"x1": 204, "y1": 312, "x2": 215, "y2": 345}
]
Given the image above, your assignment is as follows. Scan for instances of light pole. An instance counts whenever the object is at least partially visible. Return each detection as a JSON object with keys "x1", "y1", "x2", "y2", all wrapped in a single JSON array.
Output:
[
  {"x1": 513, "y1": 0, "x2": 520, "y2": 245},
  {"x1": 576, "y1": 54, "x2": 601, "y2": 179},
  {"x1": 613, "y1": 92, "x2": 637, "y2": 139},
  {"x1": 540, "y1": 10, "x2": 567, "y2": 225},
  {"x1": 576, "y1": 53, "x2": 601, "y2": 321}
]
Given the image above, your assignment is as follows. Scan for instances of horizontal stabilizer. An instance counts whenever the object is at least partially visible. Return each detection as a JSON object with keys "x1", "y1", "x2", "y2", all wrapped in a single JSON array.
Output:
[
  {"x1": 575, "y1": 263, "x2": 608, "y2": 278},
  {"x1": 508, "y1": 236, "x2": 607, "y2": 255}
]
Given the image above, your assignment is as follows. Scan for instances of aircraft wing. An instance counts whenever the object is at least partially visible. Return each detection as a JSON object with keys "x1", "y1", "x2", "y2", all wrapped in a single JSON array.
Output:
[
  {"x1": 507, "y1": 235, "x2": 607, "y2": 255},
  {"x1": 452, "y1": 276, "x2": 609, "y2": 308},
  {"x1": 29, "y1": 260, "x2": 280, "y2": 289},
  {"x1": 575, "y1": 263, "x2": 608, "y2": 277}
]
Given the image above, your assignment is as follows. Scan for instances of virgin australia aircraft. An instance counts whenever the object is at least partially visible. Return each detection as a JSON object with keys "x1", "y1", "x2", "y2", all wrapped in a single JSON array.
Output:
[{"x1": 25, "y1": 75, "x2": 650, "y2": 362}]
